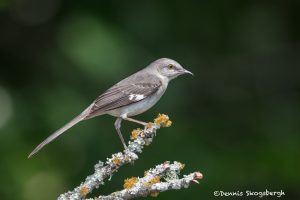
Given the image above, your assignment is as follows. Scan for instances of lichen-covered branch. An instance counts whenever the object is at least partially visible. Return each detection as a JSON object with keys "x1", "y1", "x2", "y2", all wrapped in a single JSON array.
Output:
[
  {"x1": 58, "y1": 114, "x2": 202, "y2": 200},
  {"x1": 93, "y1": 161, "x2": 202, "y2": 200}
]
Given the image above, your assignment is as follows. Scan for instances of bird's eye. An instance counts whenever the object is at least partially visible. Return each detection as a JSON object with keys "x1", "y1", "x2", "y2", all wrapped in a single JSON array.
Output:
[{"x1": 167, "y1": 64, "x2": 174, "y2": 69}]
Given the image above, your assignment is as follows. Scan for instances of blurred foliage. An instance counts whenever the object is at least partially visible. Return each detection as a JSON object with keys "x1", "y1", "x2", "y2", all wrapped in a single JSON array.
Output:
[{"x1": 1, "y1": 0, "x2": 300, "y2": 200}]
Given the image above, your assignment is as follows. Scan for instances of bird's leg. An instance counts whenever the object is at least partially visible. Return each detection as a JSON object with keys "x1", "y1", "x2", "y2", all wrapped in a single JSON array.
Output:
[
  {"x1": 114, "y1": 117, "x2": 128, "y2": 149},
  {"x1": 123, "y1": 117, "x2": 147, "y2": 126}
]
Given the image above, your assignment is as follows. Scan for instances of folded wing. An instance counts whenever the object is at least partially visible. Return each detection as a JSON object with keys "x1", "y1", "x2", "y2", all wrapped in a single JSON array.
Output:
[{"x1": 87, "y1": 74, "x2": 162, "y2": 116}]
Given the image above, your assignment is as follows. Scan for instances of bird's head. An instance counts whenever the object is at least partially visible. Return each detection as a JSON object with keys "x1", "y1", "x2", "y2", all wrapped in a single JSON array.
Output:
[{"x1": 152, "y1": 58, "x2": 193, "y2": 81}]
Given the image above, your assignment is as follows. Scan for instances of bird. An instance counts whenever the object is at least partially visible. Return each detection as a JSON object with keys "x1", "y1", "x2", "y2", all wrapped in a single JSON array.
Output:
[{"x1": 28, "y1": 58, "x2": 193, "y2": 158}]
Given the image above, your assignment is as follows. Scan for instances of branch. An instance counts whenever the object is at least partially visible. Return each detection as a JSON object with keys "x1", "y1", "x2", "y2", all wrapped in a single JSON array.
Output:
[
  {"x1": 93, "y1": 161, "x2": 203, "y2": 200},
  {"x1": 58, "y1": 114, "x2": 202, "y2": 200}
]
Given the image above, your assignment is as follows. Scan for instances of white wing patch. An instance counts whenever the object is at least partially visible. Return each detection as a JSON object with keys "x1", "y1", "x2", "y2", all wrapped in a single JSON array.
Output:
[{"x1": 129, "y1": 94, "x2": 145, "y2": 101}]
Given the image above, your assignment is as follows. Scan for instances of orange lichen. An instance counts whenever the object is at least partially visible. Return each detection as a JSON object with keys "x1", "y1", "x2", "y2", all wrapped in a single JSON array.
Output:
[
  {"x1": 150, "y1": 191, "x2": 160, "y2": 197},
  {"x1": 146, "y1": 122, "x2": 154, "y2": 129},
  {"x1": 179, "y1": 162, "x2": 185, "y2": 170},
  {"x1": 123, "y1": 177, "x2": 138, "y2": 189},
  {"x1": 79, "y1": 186, "x2": 89, "y2": 196},
  {"x1": 144, "y1": 176, "x2": 161, "y2": 187},
  {"x1": 131, "y1": 128, "x2": 143, "y2": 140},
  {"x1": 124, "y1": 155, "x2": 130, "y2": 162},
  {"x1": 154, "y1": 114, "x2": 172, "y2": 127},
  {"x1": 144, "y1": 170, "x2": 149, "y2": 176},
  {"x1": 112, "y1": 158, "x2": 121, "y2": 166}
]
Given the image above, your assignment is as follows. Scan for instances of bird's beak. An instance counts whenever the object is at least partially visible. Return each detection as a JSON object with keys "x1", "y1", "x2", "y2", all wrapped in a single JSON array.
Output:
[{"x1": 182, "y1": 69, "x2": 194, "y2": 76}]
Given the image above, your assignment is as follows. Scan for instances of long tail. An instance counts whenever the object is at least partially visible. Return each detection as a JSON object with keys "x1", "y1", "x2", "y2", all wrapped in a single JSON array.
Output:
[{"x1": 28, "y1": 111, "x2": 88, "y2": 158}]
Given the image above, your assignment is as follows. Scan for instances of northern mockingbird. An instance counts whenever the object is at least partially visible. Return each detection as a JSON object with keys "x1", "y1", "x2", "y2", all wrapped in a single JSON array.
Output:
[{"x1": 28, "y1": 58, "x2": 193, "y2": 158}]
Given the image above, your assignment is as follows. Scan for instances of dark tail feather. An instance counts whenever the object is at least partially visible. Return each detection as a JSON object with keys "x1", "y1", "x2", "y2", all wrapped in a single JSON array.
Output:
[{"x1": 28, "y1": 112, "x2": 87, "y2": 158}]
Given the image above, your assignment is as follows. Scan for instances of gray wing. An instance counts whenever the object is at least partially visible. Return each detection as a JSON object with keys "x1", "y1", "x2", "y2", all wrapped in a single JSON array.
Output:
[{"x1": 87, "y1": 73, "x2": 162, "y2": 116}]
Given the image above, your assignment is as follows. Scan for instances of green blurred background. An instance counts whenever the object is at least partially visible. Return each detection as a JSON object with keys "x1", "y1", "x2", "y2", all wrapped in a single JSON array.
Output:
[{"x1": 1, "y1": 0, "x2": 300, "y2": 199}]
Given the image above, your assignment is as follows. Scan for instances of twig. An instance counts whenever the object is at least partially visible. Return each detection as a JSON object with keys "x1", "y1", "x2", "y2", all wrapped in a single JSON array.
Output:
[
  {"x1": 58, "y1": 114, "x2": 202, "y2": 200},
  {"x1": 93, "y1": 161, "x2": 202, "y2": 200}
]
